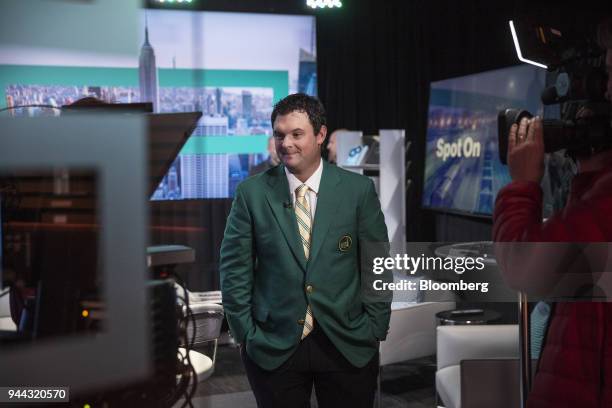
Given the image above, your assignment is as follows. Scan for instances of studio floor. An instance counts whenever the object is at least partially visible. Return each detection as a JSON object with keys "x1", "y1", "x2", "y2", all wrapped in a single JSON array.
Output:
[{"x1": 179, "y1": 344, "x2": 437, "y2": 408}]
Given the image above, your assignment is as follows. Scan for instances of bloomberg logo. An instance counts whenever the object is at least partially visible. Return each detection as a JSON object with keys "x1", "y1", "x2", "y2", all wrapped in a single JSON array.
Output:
[{"x1": 435, "y1": 137, "x2": 481, "y2": 162}]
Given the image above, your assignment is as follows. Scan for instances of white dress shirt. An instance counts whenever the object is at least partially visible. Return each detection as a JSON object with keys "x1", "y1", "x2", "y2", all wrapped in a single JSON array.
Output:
[{"x1": 284, "y1": 158, "x2": 323, "y2": 219}]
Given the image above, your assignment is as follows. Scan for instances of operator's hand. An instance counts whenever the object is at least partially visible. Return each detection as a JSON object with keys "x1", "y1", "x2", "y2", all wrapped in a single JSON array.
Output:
[{"x1": 507, "y1": 116, "x2": 544, "y2": 183}]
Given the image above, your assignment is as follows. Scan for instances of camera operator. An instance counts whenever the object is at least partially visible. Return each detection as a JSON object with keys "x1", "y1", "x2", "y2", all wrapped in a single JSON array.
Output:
[{"x1": 493, "y1": 18, "x2": 612, "y2": 407}]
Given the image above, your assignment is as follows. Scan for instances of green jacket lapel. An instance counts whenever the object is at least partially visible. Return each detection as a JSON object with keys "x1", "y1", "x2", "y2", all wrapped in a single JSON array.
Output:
[
  {"x1": 264, "y1": 165, "x2": 308, "y2": 272},
  {"x1": 309, "y1": 161, "x2": 342, "y2": 264}
]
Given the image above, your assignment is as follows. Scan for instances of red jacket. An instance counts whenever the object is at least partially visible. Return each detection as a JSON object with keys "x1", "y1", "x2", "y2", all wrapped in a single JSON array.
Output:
[{"x1": 493, "y1": 166, "x2": 612, "y2": 408}]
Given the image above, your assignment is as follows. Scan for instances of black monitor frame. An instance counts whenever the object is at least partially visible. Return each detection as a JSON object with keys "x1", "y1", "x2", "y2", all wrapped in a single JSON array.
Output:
[{"x1": 0, "y1": 115, "x2": 151, "y2": 393}]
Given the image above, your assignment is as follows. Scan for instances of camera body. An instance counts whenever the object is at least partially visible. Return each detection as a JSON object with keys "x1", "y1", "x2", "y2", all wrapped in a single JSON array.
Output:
[{"x1": 498, "y1": 20, "x2": 611, "y2": 164}]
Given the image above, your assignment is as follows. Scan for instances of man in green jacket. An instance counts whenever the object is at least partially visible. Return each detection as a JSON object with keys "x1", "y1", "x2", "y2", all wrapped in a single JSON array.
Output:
[{"x1": 220, "y1": 93, "x2": 391, "y2": 407}]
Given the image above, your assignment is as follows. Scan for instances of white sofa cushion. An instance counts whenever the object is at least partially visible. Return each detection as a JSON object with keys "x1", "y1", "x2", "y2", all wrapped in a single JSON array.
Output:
[
  {"x1": 436, "y1": 365, "x2": 461, "y2": 408},
  {"x1": 0, "y1": 290, "x2": 16, "y2": 331},
  {"x1": 379, "y1": 301, "x2": 455, "y2": 366},
  {"x1": 0, "y1": 317, "x2": 16, "y2": 331},
  {"x1": 436, "y1": 325, "x2": 519, "y2": 370},
  {"x1": 178, "y1": 348, "x2": 214, "y2": 382}
]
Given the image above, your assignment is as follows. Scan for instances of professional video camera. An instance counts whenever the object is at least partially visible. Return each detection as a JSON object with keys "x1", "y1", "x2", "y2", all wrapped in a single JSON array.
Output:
[{"x1": 498, "y1": 19, "x2": 611, "y2": 163}]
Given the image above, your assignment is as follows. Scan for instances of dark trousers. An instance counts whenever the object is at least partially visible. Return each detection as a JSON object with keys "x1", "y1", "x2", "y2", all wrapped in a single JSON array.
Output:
[{"x1": 241, "y1": 325, "x2": 379, "y2": 408}]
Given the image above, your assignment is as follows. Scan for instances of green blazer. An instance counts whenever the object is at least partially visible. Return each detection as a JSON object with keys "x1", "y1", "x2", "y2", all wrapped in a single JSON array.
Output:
[{"x1": 220, "y1": 160, "x2": 391, "y2": 371}]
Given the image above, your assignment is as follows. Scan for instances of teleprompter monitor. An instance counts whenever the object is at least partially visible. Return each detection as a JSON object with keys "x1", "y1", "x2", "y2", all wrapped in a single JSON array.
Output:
[{"x1": 0, "y1": 115, "x2": 150, "y2": 393}]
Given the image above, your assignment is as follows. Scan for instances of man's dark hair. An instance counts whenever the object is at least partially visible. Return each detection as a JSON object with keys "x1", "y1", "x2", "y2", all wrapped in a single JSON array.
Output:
[{"x1": 271, "y1": 93, "x2": 327, "y2": 134}]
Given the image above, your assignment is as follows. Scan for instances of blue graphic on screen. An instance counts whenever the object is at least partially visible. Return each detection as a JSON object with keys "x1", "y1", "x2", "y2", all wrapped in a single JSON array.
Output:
[
  {"x1": 298, "y1": 50, "x2": 317, "y2": 95},
  {"x1": 422, "y1": 65, "x2": 545, "y2": 215}
]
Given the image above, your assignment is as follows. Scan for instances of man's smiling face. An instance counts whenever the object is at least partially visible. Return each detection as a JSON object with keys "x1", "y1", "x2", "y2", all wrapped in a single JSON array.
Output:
[{"x1": 273, "y1": 110, "x2": 325, "y2": 177}]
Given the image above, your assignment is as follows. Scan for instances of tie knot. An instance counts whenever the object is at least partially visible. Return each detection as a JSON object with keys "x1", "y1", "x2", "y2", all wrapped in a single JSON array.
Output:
[{"x1": 296, "y1": 184, "x2": 309, "y2": 199}]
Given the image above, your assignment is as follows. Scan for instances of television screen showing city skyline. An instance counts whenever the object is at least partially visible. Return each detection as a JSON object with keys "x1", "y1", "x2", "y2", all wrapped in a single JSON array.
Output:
[{"x1": 0, "y1": 10, "x2": 317, "y2": 200}]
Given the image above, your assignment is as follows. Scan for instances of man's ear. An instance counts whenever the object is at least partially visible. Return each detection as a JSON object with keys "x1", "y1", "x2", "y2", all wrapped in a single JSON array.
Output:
[{"x1": 317, "y1": 125, "x2": 328, "y2": 147}]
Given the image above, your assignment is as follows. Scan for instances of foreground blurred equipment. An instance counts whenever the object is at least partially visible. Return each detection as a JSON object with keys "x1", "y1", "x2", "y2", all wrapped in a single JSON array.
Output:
[
  {"x1": 0, "y1": 107, "x2": 203, "y2": 406},
  {"x1": 0, "y1": 114, "x2": 152, "y2": 395}
]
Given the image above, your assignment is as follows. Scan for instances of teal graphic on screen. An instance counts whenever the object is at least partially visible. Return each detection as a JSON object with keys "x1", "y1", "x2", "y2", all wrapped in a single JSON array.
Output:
[{"x1": 0, "y1": 10, "x2": 317, "y2": 200}]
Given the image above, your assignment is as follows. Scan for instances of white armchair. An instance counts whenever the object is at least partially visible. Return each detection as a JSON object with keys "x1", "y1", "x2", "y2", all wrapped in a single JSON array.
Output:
[
  {"x1": 377, "y1": 301, "x2": 455, "y2": 407},
  {"x1": 0, "y1": 289, "x2": 17, "y2": 331},
  {"x1": 380, "y1": 301, "x2": 456, "y2": 366},
  {"x1": 436, "y1": 325, "x2": 519, "y2": 408},
  {"x1": 180, "y1": 302, "x2": 224, "y2": 383}
]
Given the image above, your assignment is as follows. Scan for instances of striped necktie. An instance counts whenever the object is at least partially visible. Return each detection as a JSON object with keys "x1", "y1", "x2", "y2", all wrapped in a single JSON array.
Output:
[{"x1": 295, "y1": 184, "x2": 314, "y2": 339}]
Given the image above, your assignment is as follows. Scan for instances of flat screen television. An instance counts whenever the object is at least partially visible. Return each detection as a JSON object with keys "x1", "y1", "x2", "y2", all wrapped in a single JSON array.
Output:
[
  {"x1": 422, "y1": 64, "x2": 546, "y2": 216},
  {"x1": 0, "y1": 10, "x2": 317, "y2": 200}
]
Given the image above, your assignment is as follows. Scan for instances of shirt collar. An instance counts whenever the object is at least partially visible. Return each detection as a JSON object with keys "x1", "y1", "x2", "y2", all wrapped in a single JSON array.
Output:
[{"x1": 284, "y1": 158, "x2": 323, "y2": 196}]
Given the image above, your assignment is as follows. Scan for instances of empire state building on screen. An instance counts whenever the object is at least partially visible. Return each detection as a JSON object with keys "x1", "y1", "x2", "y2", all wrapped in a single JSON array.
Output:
[{"x1": 139, "y1": 19, "x2": 159, "y2": 112}]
